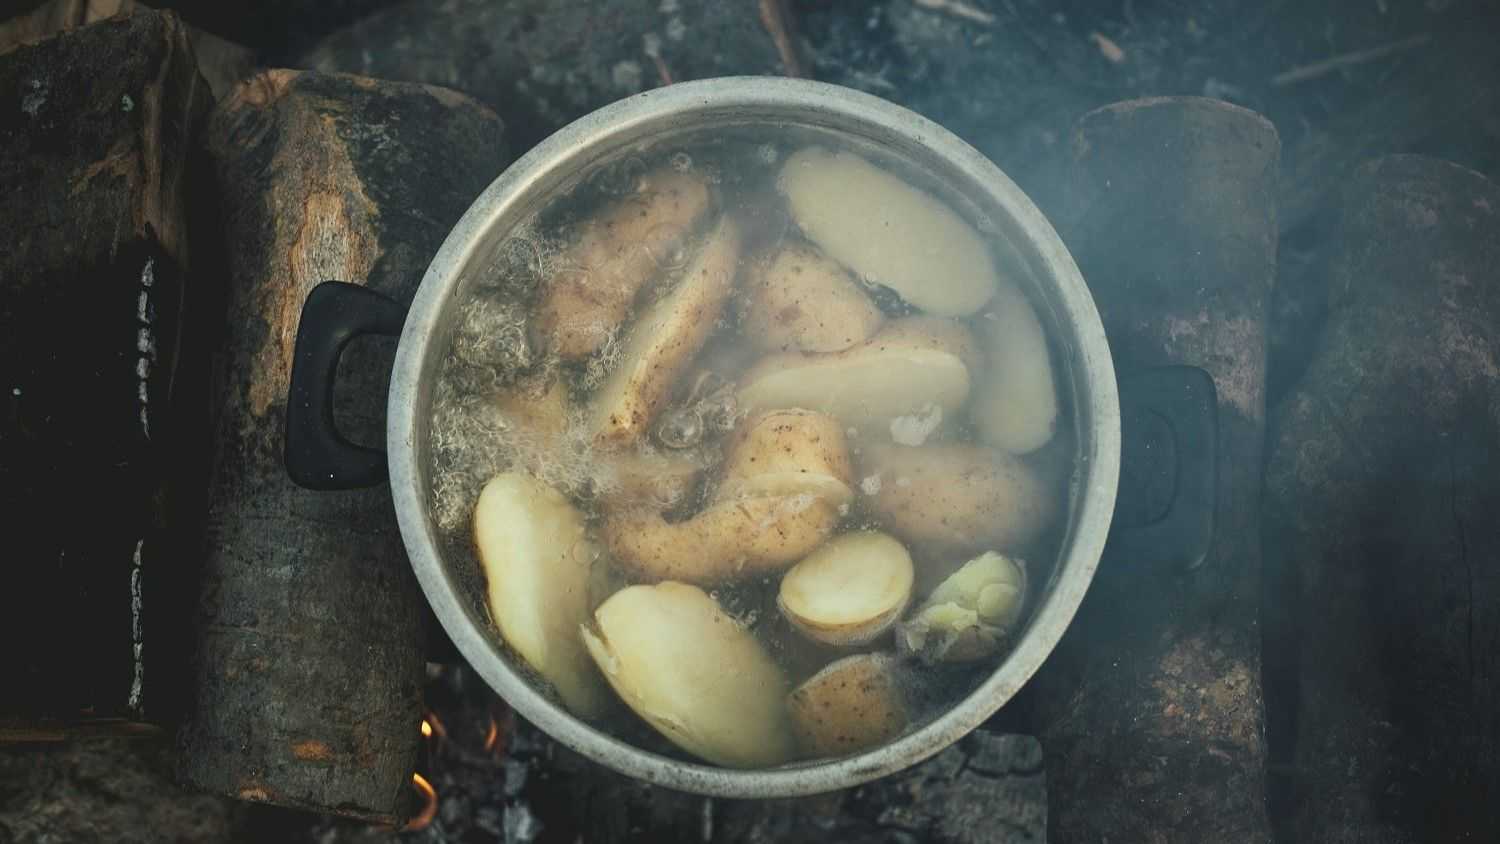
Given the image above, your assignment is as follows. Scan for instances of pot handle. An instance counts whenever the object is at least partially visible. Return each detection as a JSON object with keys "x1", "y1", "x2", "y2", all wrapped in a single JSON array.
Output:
[
  {"x1": 284, "y1": 281, "x2": 407, "y2": 490},
  {"x1": 1105, "y1": 365, "x2": 1217, "y2": 570}
]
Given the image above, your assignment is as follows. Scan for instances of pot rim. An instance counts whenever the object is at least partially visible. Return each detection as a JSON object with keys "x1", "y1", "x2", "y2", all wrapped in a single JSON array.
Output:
[{"x1": 388, "y1": 76, "x2": 1119, "y2": 798}]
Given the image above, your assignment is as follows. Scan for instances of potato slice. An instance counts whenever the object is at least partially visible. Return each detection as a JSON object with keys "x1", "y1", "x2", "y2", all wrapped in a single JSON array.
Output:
[
  {"x1": 973, "y1": 280, "x2": 1059, "y2": 454},
  {"x1": 897, "y1": 551, "x2": 1027, "y2": 663},
  {"x1": 859, "y1": 443, "x2": 1055, "y2": 555},
  {"x1": 740, "y1": 240, "x2": 883, "y2": 353},
  {"x1": 778, "y1": 531, "x2": 914, "y2": 646},
  {"x1": 778, "y1": 146, "x2": 997, "y2": 317},
  {"x1": 737, "y1": 317, "x2": 975, "y2": 432},
  {"x1": 602, "y1": 493, "x2": 840, "y2": 585},
  {"x1": 474, "y1": 473, "x2": 610, "y2": 718},
  {"x1": 590, "y1": 216, "x2": 742, "y2": 450},
  {"x1": 581, "y1": 582, "x2": 796, "y2": 768},
  {"x1": 534, "y1": 167, "x2": 711, "y2": 359},
  {"x1": 716, "y1": 409, "x2": 854, "y2": 505},
  {"x1": 787, "y1": 653, "x2": 909, "y2": 758}
]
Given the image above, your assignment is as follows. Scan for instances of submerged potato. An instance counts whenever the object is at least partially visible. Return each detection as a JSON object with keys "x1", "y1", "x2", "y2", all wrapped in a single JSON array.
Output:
[
  {"x1": 859, "y1": 443, "x2": 1055, "y2": 555},
  {"x1": 778, "y1": 147, "x2": 997, "y2": 317},
  {"x1": 596, "y1": 448, "x2": 706, "y2": 512},
  {"x1": 740, "y1": 240, "x2": 884, "y2": 353},
  {"x1": 716, "y1": 409, "x2": 854, "y2": 505},
  {"x1": 494, "y1": 370, "x2": 572, "y2": 440},
  {"x1": 474, "y1": 473, "x2": 610, "y2": 718},
  {"x1": 787, "y1": 653, "x2": 910, "y2": 758},
  {"x1": 581, "y1": 582, "x2": 796, "y2": 767},
  {"x1": 778, "y1": 531, "x2": 914, "y2": 646},
  {"x1": 590, "y1": 216, "x2": 742, "y2": 450},
  {"x1": 534, "y1": 167, "x2": 711, "y2": 359},
  {"x1": 973, "y1": 280, "x2": 1059, "y2": 454},
  {"x1": 737, "y1": 317, "x2": 976, "y2": 432},
  {"x1": 897, "y1": 551, "x2": 1027, "y2": 663}
]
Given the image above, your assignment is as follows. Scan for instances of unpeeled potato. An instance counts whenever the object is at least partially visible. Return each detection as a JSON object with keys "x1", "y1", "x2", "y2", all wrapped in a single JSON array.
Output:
[
  {"x1": 972, "y1": 280, "x2": 1060, "y2": 454},
  {"x1": 739, "y1": 240, "x2": 883, "y2": 353},
  {"x1": 716, "y1": 409, "x2": 855, "y2": 506},
  {"x1": 580, "y1": 582, "x2": 796, "y2": 767},
  {"x1": 858, "y1": 443, "x2": 1055, "y2": 555},
  {"x1": 778, "y1": 531, "x2": 914, "y2": 646},
  {"x1": 778, "y1": 146, "x2": 997, "y2": 317},
  {"x1": 534, "y1": 167, "x2": 711, "y2": 359},
  {"x1": 787, "y1": 653, "x2": 910, "y2": 758},
  {"x1": 474, "y1": 473, "x2": 610, "y2": 718}
]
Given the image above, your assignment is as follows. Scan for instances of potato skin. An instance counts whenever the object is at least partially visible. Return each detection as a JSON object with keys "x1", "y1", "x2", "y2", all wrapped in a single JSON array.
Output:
[
  {"x1": 534, "y1": 167, "x2": 711, "y2": 360},
  {"x1": 858, "y1": 443, "x2": 1056, "y2": 555},
  {"x1": 739, "y1": 240, "x2": 883, "y2": 353},
  {"x1": 787, "y1": 653, "x2": 909, "y2": 758},
  {"x1": 719, "y1": 409, "x2": 854, "y2": 492}
]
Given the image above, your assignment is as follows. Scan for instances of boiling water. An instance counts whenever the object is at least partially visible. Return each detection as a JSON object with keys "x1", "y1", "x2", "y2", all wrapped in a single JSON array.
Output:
[{"x1": 427, "y1": 125, "x2": 1074, "y2": 765}]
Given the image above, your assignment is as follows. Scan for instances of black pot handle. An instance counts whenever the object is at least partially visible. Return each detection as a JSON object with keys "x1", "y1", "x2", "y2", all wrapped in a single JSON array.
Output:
[
  {"x1": 284, "y1": 281, "x2": 407, "y2": 490},
  {"x1": 1105, "y1": 365, "x2": 1217, "y2": 570}
]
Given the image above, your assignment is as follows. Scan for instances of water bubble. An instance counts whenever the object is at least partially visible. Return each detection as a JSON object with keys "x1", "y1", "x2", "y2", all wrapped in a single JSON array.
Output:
[
  {"x1": 670, "y1": 152, "x2": 693, "y2": 172},
  {"x1": 655, "y1": 405, "x2": 703, "y2": 449},
  {"x1": 757, "y1": 143, "x2": 778, "y2": 165}
]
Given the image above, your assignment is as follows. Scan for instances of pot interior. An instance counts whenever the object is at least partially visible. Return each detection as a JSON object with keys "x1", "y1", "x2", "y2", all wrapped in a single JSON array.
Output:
[{"x1": 391, "y1": 78, "x2": 1118, "y2": 797}]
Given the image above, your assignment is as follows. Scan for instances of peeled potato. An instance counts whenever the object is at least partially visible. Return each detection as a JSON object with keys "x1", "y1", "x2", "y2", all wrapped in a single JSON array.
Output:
[
  {"x1": 973, "y1": 280, "x2": 1059, "y2": 454},
  {"x1": 534, "y1": 167, "x2": 711, "y2": 359},
  {"x1": 858, "y1": 443, "x2": 1055, "y2": 555},
  {"x1": 787, "y1": 653, "x2": 909, "y2": 758},
  {"x1": 474, "y1": 473, "x2": 610, "y2": 718},
  {"x1": 737, "y1": 317, "x2": 976, "y2": 432},
  {"x1": 779, "y1": 531, "x2": 914, "y2": 646},
  {"x1": 716, "y1": 409, "x2": 854, "y2": 505},
  {"x1": 897, "y1": 551, "x2": 1027, "y2": 663},
  {"x1": 581, "y1": 582, "x2": 796, "y2": 767},
  {"x1": 740, "y1": 240, "x2": 883, "y2": 353},
  {"x1": 778, "y1": 146, "x2": 997, "y2": 317},
  {"x1": 590, "y1": 216, "x2": 741, "y2": 450}
]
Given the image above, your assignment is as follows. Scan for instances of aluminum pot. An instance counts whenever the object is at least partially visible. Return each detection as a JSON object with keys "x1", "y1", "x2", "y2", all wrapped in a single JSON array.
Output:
[{"x1": 284, "y1": 77, "x2": 1215, "y2": 798}]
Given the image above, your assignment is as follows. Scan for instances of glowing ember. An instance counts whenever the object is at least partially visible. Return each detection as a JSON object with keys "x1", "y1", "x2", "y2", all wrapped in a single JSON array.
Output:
[
  {"x1": 405, "y1": 772, "x2": 438, "y2": 831},
  {"x1": 420, "y1": 719, "x2": 432, "y2": 739},
  {"x1": 482, "y1": 716, "x2": 499, "y2": 752}
]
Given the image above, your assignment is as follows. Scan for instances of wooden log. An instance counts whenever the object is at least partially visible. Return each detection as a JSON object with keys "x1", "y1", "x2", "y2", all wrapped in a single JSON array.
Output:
[
  {"x1": 0, "y1": 9, "x2": 213, "y2": 737},
  {"x1": 174, "y1": 69, "x2": 509, "y2": 823},
  {"x1": 1263, "y1": 155, "x2": 1500, "y2": 842},
  {"x1": 1031, "y1": 96, "x2": 1279, "y2": 843}
]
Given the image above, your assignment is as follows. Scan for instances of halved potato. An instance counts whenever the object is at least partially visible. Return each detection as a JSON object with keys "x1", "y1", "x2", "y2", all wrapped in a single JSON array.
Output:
[
  {"x1": 590, "y1": 216, "x2": 742, "y2": 450},
  {"x1": 787, "y1": 653, "x2": 909, "y2": 758},
  {"x1": 737, "y1": 317, "x2": 976, "y2": 433},
  {"x1": 716, "y1": 409, "x2": 854, "y2": 505},
  {"x1": 897, "y1": 551, "x2": 1027, "y2": 663},
  {"x1": 474, "y1": 473, "x2": 609, "y2": 718},
  {"x1": 534, "y1": 167, "x2": 711, "y2": 359},
  {"x1": 581, "y1": 582, "x2": 796, "y2": 768},
  {"x1": 778, "y1": 531, "x2": 914, "y2": 646},
  {"x1": 858, "y1": 443, "x2": 1055, "y2": 555},
  {"x1": 973, "y1": 280, "x2": 1059, "y2": 454},
  {"x1": 739, "y1": 240, "x2": 884, "y2": 353},
  {"x1": 778, "y1": 146, "x2": 997, "y2": 317}
]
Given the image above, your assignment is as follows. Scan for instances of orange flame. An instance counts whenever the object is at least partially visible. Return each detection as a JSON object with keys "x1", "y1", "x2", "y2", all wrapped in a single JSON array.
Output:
[
  {"x1": 405, "y1": 772, "x2": 438, "y2": 831},
  {"x1": 482, "y1": 716, "x2": 499, "y2": 753},
  {"x1": 420, "y1": 719, "x2": 432, "y2": 739}
]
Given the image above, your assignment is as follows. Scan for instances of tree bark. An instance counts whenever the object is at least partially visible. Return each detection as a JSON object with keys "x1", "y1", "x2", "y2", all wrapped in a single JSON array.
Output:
[
  {"x1": 174, "y1": 69, "x2": 509, "y2": 823},
  {"x1": 1031, "y1": 96, "x2": 1279, "y2": 843},
  {"x1": 1263, "y1": 155, "x2": 1500, "y2": 843}
]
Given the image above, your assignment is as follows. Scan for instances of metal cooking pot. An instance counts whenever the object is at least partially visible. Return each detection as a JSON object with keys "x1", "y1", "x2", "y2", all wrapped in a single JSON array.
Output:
[{"x1": 283, "y1": 77, "x2": 1215, "y2": 798}]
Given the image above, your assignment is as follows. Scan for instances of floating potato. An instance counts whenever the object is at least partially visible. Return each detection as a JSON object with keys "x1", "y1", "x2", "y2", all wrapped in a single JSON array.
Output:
[
  {"x1": 778, "y1": 531, "x2": 914, "y2": 646},
  {"x1": 973, "y1": 280, "x2": 1059, "y2": 454},
  {"x1": 897, "y1": 551, "x2": 1027, "y2": 663},
  {"x1": 534, "y1": 167, "x2": 711, "y2": 359},
  {"x1": 740, "y1": 240, "x2": 884, "y2": 353},
  {"x1": 858, "y1": 443, "x2": 1055, "y2": 555},
  {"x1": 580, "y1": 582, "x2": 796, "y2": 768},
  {"x1": 590, "y1": 216, "x2": 742, "y2": 450},
  {"x1": 778, "y1": 146, "x2": 997, "y2": 317},
  {"x1": 787, "y1": 653, "x2": 910, "y2": 758},
  {"x1": 716, "y1": 409, "x2": 854, "y2": 505},
  {"x1": 474, "y1": 473, "x2": 610, "y2": 718},
  {"x1": 737, "y1": 317, "x2": 976, "y2": 432}
]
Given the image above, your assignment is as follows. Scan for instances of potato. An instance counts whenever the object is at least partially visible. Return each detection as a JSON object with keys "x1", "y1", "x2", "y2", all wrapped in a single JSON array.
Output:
[
  {"x1": 716, "y1": 409, "x2": 854, "y2": 505},
  {"x1": 596, "y1": 448, "x2": 706, "y2": 512},
  {"x1": 590, "y1": 216, "x2": 742, "y2": 450},
  {"x1": 602, "y1": 493, "x2": 840, "y2": 585},
  {"x1": 973, "y1": 280, "x2": 1059, "y2": 454},
  {"x1": 737, "y1": 317, "x2": 976, "y2": 433},
  {"x1": 580, "y1": 582, "x2": 796, "y2": 767},
  {"x1": 778, "y1": 531, "x2": 914, "y2": 646},
  {"x1": 739, "y1": 240, "x2": 883, "y2": 353},
  {"x1": 473, "y1": 473, "x2": 610, "y2": 718},
  {"x1": 858, "y1": 443, "x2": 1055, "y2": 555},
  {"x1": 494, "y1": 370, "x2": 572, "y2": 439},
  {"x1": 534, "y1": 167, "x2": 711, "y2": 359},
  {"x1": 897, "y1": 551, "x2": 1027, "y2": 663},
  {"x1": 787, "y1": 653, "x2": 909, "y2": 758},
  {"x1": 778, "y1": 146, "x2": 997, "y2": 317}
]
